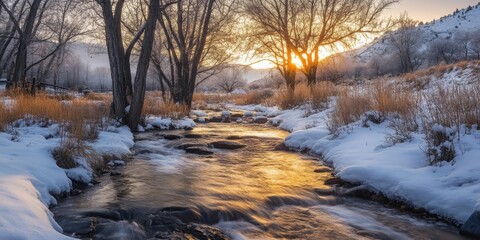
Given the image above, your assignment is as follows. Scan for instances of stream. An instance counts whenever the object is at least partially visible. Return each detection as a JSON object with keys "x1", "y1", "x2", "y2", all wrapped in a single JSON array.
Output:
[{"x1": 53, "y1": 122, "x2": 467, "y2": 239}]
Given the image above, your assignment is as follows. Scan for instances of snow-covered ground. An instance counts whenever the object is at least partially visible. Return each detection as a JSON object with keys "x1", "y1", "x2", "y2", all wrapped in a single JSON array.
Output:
[
  {"x1": 0, "y1": 121, "x2": 134, "y2": 239},
  {"x1": 144, "y1": 116, "x2": 196, "y2": 130}
]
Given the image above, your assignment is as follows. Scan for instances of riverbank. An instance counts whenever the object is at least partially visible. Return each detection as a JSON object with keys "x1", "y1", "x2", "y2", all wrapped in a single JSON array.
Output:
[
  {"x1": 0, "y1": 113, "x2": 195, "y2": 239},
  {"x1": 228, "y1": 103, "x2": 480, "y2": 227},
  {"x1": 0, "y1": 123, "x2": 133, "y2": 239}
]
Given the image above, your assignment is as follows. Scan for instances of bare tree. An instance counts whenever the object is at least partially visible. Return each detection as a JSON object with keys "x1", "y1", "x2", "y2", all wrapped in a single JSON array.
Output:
[
  {"x1": 246, "y1": 23, "x2": 297, "y2": 90},
  {"x1": 0, "y1": 0, "x2": 88, "y2": 91},
  {"x1": 95, "y1": 0, "x2": 164, "y2": 130},
  {"x1": 0, "y1": 0, "x2": 47, "y2": 88},
  {"x1": 427, "y1": 38, "x2": 461, "y2": 64},
  {"x1": 245, "y1": 0, "x2": 397, "y2": 85},
  {"x1": 156, "y1": 0, "x2": 239, "y2": 108},
  {"x1": 215, "y1": 67, "x2": 246, "y2": 93},
  {"x1": 469, "y1": 30, "x2": 480, "y2": 60},
  {"x1": 389, "y1": 13, "x2": 422, "y2": 73},
  {"x1": 455, "y1": 31, "x2": 470, "y2": 61}
]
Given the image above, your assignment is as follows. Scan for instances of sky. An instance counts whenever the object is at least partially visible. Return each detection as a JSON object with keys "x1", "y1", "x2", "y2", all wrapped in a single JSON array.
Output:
[{"x1": 385, "y1": 0, "x2": 479, "y2": 22}]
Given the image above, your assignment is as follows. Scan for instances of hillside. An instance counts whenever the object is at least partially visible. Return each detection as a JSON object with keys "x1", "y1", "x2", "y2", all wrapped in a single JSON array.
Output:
[{"x1": 355, "y1": 3, "x2": 480, "y2": 63}]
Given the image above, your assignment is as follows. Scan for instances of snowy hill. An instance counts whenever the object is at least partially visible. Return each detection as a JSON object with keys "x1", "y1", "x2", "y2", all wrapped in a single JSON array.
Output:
[{"x1": 355, "y1": 3, "x2": 480, "y2": 63}]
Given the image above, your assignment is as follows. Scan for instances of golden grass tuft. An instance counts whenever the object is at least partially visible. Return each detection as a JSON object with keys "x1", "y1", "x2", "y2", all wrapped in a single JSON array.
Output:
[
  {"x1": 371, "y1": 81, "x2": 418, "y2": 118},
  {"x1": 53, "y1": 137, "x2": 104, "y2": 172},
  {"x1": 234, "y1": 89, "x2": 275, "y2": 106},
  {"x1": 0, "y1": 102, "x2": 8, "y2": 131},
  {"x1": 423, "y1": 84, "x2": 480, "y2": 130},
  {"x1": 142, "y1": 96, "x2": 189, "y2": 119},
  {"x1": 311, "y1": 81, "x2": 336, "y2": 110},
  {"x1": 328, "y1": 87, "x2": 372, "y2": 133},
  {"x1": 274, "y1": 82, "x2": 336, "y2": 110}
]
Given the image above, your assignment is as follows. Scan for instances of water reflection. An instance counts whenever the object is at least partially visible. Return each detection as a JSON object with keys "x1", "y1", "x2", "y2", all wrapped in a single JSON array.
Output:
[{"x1": 53, "y1": 123, "x2": 465, "y2": 239}]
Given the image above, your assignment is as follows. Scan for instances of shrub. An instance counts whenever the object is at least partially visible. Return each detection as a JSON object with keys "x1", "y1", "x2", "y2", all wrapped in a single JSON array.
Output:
[
  {"x1": 421, "y1": 84, "x2": 480, "y2": 164},
  {"x1": 423, "y1": 84, "x2": 480, "y2": 131},
  {"x1": 424, "y1": 125, "x2": 456, "y2": 165},
  {"x1": 53, "y1": 137, "x2": 104, "y2": 172}
]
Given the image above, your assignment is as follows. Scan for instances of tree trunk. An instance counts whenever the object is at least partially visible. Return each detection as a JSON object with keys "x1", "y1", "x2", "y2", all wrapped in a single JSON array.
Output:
[
  {"x1": 99, "y1": 0, "x2": 129, "y2": 120},
  {"x1": 305, "y1": 65, "x2": 317, "y2": 85},
  {"x1": 126, "y1": 0, "x2": 160, "y2": 130},
  {"x1": 8, "y1": 0, "x2": 42, "y2": 89}
]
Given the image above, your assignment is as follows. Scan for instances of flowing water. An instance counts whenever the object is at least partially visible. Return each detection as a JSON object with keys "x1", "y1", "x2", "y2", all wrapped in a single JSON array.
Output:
[{"x1": 53, "y1": 123, "x2": 467, "y2": 239}]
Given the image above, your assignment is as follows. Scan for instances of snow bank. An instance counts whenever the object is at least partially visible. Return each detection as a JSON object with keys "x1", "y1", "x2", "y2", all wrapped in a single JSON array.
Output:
[
  {"x1": 145, "y1": 117, "x2": 196, "y2": 130},
  {"x1": 0, "y1": 123, "x2": 134, "y2": 239},
  {"x1": 227, "y1": 104, "x2": 282, "y2": 117},
  {"x1": 191, "y1": 110, "x2": 208, "y2": 117},
  {"x1": 0, "y1": 125, "x2": 71, "y2": 239},
  {"x1": 89, "y1": 126, "x2": 134, "y2": 158}
]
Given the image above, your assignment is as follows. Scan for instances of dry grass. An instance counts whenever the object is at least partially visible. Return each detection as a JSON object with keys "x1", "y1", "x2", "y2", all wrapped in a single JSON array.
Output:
[
  {"x1": 370, "y1": 81, "x2": 420, "y2": 143},
  {"x1": 274, "y1": 82, "x2": 336, "y2": 110},
  {"x1": 420, "y1": 83, "x2": 480, "y2": 164},
  {"x1": 311, "y1": 81, "x2": 336, "y2": 110},
  {"x1": 0, "y1": 102, "x2": 8, "y2": 131},
  {"x1": 83, "y1": 92, "x2": 112, "y2": 102},
  {"x1": 234, "y1": 89, "x2": 275, "y2": 106},
  {"x1": 1, "y1": 92, "x2": 109, "y2": 140},
  {"x1": 423, "y1": 84, "x2": 480, "y2": 130},
  {"x1": 53, "y1": 137, "x2": 104, "y2": 172},
  {"x1": 371, "y1": 81, "x2": 418, "y2": 118},
  {"x1": 328, "y1": 87, "x2": 372, "y2": 134},
  {"x1": 193, "y1": 92, "x2": 234, "y2": 104},
  {"x1": 401, "y1": 60, "x2": 480, "y2": 90},
  {"x1": 142, "y1": 96, "x2": 189, "y2": 119}
]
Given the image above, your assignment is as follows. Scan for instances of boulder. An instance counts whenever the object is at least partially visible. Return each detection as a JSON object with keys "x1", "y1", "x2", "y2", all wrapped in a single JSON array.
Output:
[
  {"x1": 210, "y1": 116, "x2": 223, "y2": 123},
  {"x1": 210, "y1": 141, "x2": 246, "y2": 150},
  {"x1": 244, "y1": 111, "x2": 253, "y2": 117},
  {"x1": 252, "y1": 116, "x2": 268, "y2": 124},
  {"x1": 164, "y1": 134, "x2": 182, "y2": 140},
  {"x1": 175, "y1": 143, "x2": 209, "y2": 150},
  {"x1": 274, "y1": 143, "x2": 289, "y2": 151},
  {"x1": 222, "y1": 118, "x2": 232, "y2": 123},
  {"x1": 185, "y1": 147, "x2": 214, "y2": 155},
  {"x1": 231, "y1": 113, "x2": 244, "y2": 118},
  {"x1": 461, "y1": 211, "x2": 480, "y2": 238},
  {"x1": 313, "y1": 167, "x2": 333, "y2": 173},
  {"x1": 221, "y1": 110, "x2": 231, "y2": 118},
  {"x1": 226, "y1": 135, "x2": 242, "y2": 140},
  {"x1": 184, "y1": 134, "x2": 203, "y2": 139}
]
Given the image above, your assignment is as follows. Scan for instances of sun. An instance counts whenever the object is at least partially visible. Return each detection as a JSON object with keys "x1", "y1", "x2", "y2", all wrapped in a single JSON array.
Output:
[{"x1": 242, "y1": 48, "x2": 335, "y2": 70}]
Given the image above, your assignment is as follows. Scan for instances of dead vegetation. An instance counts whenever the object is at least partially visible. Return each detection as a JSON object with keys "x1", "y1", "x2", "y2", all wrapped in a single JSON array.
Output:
[
  {"x1": 0, "y1": 93, "x2": 109, "y2": 141},
  {"x1": 328, "y1": 87, "x2": 372, "y2": 134},
  {"x1": 0, "y1": 91, "x2": 111, "y2": 172},
  {"x1": 142, "y1": 97, "x2": 189, "y2": 120}
]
